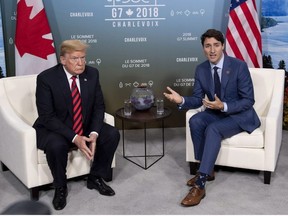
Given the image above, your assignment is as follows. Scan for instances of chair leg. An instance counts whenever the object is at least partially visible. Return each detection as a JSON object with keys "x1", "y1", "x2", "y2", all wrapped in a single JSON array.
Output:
[
  {"x1": 264, "y1": 171, "x2": 271, "y2": 184},
  {"x1": 104, "y1": 168, "x2": 113, "y2": 182},
  {"x1": 189, "y1": 162, "x2": 199, "y2": 175},
  {"x1": 1, "y1": 161, "x2": 9, "y2": 171},
  {"x1": 30, "y1": 187, "x2": 40, "y2": 201}
]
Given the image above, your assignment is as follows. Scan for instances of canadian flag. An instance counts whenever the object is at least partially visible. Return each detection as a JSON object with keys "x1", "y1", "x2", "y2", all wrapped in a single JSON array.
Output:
[{"x1": 15, "y1": 0, "x2": 57, "y2": 76}]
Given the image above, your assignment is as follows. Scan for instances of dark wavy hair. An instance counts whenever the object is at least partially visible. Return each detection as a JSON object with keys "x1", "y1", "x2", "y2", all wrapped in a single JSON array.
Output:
[{"x1": 200, "y1": 29, "x2": 225, "y2": 46}]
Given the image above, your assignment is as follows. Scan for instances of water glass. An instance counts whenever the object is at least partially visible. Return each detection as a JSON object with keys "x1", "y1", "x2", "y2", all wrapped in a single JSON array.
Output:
[
  {"x1": 156, "y1": 98, "x2": 164, "y2": 115},
  {"x1": 124, "y1": 99, "x2": 132, "y2": 116}
]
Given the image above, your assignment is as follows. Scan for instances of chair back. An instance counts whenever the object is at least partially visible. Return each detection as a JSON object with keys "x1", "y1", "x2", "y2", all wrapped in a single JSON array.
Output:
[
  {"x1": 2, "y1": 75, "x2": 38, "y2": 126},
  {"x1": 249, "y1": 68, "x2": 280, "y2": 117}
]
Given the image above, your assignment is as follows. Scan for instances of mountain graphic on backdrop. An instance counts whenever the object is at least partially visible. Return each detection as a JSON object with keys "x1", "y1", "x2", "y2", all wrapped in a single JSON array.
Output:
[{"x1": 262, "y1": 0, "x2": 288, "y2": 16}]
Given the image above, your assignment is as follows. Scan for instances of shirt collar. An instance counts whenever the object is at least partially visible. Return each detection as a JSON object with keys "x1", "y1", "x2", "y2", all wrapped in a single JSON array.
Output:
[
  {"x1": 210, "y1": 53, "x2": 225, "y2": 70},
  {"x1": 63, "y1": 66, "x2": 78, "y2": 80}
]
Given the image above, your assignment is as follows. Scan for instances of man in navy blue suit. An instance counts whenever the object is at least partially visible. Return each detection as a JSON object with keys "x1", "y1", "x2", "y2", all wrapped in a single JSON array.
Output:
[{"x1": 164, "y1": 29, "x2": 260, "y2": 206}]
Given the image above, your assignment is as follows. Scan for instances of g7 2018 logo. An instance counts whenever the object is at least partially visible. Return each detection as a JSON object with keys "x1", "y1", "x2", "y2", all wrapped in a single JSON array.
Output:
[{"x1": 105, "y1": 0, "x2": 166, "y2": 28}]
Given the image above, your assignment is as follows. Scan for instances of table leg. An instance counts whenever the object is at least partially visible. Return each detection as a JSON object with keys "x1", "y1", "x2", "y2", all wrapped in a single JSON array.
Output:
[
  {"x1": 144, "y1": 122, "x2": 147, "y2": 169},
  {"x1": 121, "y1": 119, "x2": 126, "y2": 157},
  {"x1": 162, "y1": 119, "x2": 165, "y2": 154},
  {"x1": 121, "y1": 120, "x2": 166, "y2": 170}
]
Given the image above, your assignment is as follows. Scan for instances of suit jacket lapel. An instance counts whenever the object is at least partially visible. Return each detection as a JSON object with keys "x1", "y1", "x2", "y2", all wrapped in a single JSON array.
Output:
[
  {"x1": 79, "y1": 73, "x2": 88, "y2": 120},
  {"x1": 203, "y1": 61, "x2": 214, "y2": 100},
  {"x1": 56, "y1": 67, "x2": 73, "y2": 116},
  {"x1": 221, "y1": 56, "x2": 232, "y2": 99}
]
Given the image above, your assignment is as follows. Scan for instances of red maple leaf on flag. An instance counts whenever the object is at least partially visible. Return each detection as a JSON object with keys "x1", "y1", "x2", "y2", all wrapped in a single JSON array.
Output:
[{"x1": 15, "y1": 0, "x2": 55, "y2": 59}]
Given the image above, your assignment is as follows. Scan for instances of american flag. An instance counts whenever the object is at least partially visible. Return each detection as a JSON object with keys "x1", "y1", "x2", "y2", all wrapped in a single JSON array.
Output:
[{"x1": 225, "y1": 0, "x2": 262, "y2": 68}]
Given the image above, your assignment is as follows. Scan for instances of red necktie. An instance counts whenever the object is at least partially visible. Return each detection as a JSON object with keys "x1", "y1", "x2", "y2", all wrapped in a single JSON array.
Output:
[{"x1": 71, "y1": 76, "x2": 83, "y2": 135}]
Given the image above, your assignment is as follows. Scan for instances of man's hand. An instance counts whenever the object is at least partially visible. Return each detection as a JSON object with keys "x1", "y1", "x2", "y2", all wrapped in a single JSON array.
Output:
[
  {"x1": 88, "y1": 133, "x2": 97, "y2": 160},
  {"x1": 163, "y1": 86, "x2": 183, "y2": 104},
  {"x1": 202, "y1": 94, "x2": 224, "y2": 110},
  {"x1": 73, "y1": 135, "x2": 96, "y2": 161}
]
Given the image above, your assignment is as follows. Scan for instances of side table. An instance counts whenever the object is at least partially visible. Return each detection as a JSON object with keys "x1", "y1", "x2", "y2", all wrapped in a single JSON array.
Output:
[{"x1": 115, "y1": 107, "x2": 172, "y2": 169}]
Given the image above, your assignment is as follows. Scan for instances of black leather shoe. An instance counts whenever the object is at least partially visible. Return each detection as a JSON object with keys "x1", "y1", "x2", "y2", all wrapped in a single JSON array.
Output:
[
  {"x1": 87, "y1": 176, "x2": 115, "y2": 196},
  {"x1": 52, "y1": 187, "x2": 68, "y2": 210}
]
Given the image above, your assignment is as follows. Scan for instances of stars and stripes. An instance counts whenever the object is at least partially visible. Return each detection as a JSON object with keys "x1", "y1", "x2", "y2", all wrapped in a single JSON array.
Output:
[{"x1": 225, "y1": 0, "x2": 262, "y2": 68}]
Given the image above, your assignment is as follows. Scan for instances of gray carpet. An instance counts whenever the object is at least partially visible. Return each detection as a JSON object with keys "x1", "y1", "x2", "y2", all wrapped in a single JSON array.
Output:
[{"x1": 0, "y1": 127, "x2": 287, "y2": 215}]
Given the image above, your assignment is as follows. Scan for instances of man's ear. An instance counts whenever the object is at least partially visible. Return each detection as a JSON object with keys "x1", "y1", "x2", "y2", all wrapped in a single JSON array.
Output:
[{"x1": 60, "y1": 56, "x2": 66, "y2": 65}]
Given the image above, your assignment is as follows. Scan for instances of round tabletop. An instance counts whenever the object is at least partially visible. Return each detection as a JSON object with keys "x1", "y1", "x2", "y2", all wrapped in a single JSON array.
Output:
[{"x1": 115, "y1": 106, "x2": 172, "y2": 123}]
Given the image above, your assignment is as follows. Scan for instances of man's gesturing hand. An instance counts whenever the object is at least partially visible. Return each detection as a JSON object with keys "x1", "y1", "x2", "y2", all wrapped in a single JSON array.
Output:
[{"x1": 163, "y1": 86, "x2": 183, "y2": 104}]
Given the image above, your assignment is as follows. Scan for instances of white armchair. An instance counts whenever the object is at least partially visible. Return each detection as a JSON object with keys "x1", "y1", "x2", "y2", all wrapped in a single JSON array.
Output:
[
  {"x1": 186, "y1": 68, "x2": 285, "y2": 184},
  {"x1": 0, "y1": 74, "x2": 116, "y2": 200}
]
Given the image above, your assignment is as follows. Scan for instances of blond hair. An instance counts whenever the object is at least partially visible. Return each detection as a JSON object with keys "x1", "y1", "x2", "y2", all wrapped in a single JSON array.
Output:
[{"x1": 60, "y1": 40, "x2": 89, "y2": 56}]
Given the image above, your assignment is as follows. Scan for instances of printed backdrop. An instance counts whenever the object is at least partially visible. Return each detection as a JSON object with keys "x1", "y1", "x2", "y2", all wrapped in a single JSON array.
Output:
[{"x1": 1, "y1": 0, "x2": 263, "y2": 127}]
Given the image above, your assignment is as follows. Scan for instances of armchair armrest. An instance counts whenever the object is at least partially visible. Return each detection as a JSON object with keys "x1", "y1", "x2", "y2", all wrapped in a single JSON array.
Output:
[
  {"x1": 0, "y1": 94, "x2": 39, "y2": 188},
  {"x1": 104, "y1": 112, "x2": 116, "y2": 168},
  {"x1": 104, "y1": 112, "x2": 115, "y2": 126},
  {"x1": 263, "y1": 71, "x2": 285, "y2": 171}
]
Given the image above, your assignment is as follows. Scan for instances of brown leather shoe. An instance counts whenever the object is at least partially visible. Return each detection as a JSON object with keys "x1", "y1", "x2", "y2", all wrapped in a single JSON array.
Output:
[
  {"x1": 186, "y1": 171, "x2": 215, "y2": 186},
  {"x1": 181, "y1": 186, "x2": 205, "y2": 207}
]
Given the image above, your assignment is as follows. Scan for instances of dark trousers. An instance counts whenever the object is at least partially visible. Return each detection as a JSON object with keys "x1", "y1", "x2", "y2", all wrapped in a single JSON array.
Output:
[
  {"x1": 43, "y1": 123, "x2": 120, "y2": 187},
  {"x1": 189, "y1": 110, "x2": 243, "y2": 176}
]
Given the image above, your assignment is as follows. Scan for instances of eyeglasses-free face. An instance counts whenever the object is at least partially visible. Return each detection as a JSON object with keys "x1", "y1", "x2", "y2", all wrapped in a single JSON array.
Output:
[
  {"x1": 69, "y1": 56, "x2": 86, "y2": 63},
  {"x1": 60, "y1": 51, "x2": 86, "y2": 76},
  {"x1": 203, "y1": 37, "x2": 224, "y2": 65}
]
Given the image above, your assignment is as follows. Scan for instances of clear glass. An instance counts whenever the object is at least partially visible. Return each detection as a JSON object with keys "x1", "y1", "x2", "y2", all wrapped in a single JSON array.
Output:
[
  {"x1": 156, "y1": 98, "x2": 164, "y2": 115},
  {"x1": 124, "y1": 99, "x2": 132, "y2": 116}
]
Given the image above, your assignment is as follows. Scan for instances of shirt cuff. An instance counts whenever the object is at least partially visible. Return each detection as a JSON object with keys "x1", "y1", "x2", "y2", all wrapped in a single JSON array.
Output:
[
  {"x1": 72, "y1": 134, "x2": 78, "y2": 143},
  {"x1": 89, "y1": 131, "x2": 99, "y2": 137},
  {"x1": 177, "y1": 97, "x2": 185, "y2": 109},
  {"x1": 222, "y1": 102, "x2": 228, "y2": 112}
]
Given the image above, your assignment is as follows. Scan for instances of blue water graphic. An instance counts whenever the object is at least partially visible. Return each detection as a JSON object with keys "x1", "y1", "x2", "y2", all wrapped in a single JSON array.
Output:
[{"x1": 262, "y1": 16, "x2": 288, "y2": 68}]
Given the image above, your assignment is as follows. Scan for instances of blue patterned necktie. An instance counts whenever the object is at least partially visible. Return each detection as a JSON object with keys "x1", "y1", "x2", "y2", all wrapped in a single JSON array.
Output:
[{"x1": 213, "y1": 66, "x2": 221, "y2": 98}]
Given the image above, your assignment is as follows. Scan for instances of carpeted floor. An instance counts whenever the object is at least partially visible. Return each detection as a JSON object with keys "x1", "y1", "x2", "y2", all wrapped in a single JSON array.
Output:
[{"x1": 0, "y1": 127, "x2": 287, "y2": 215}]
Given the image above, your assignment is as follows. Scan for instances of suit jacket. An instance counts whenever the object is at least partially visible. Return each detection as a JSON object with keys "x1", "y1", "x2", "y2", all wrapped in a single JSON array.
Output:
[
  {"x1": 33, "y1": 63, "x2": 105, "y2": 149},
  {"x1": 180, "y1": 55, "x2": 260, "y2": 133}
]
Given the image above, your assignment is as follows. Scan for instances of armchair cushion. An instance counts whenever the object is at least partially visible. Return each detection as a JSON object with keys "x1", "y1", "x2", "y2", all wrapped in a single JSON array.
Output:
[
  {"x1": 221, "y1": 127, "x2": 264, "y2": 148},
  {"x1": 187, "y1": 109, "x2": 265, "y2": 149}
]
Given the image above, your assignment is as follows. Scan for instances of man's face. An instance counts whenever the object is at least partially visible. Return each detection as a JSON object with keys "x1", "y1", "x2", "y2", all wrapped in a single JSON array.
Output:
[
  {"x1": 60, "y1": 50, "x2": 86, "y2": 76},
  {"x1": 203, "y1": 37, "x2": 224, "y2": 65}
]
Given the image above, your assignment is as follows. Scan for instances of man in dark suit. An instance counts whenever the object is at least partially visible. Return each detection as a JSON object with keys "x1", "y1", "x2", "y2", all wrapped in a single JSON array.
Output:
[
  {"x1": 33, "y1": 40, "x2": 120, "y2": 210},
  {"x1": 164, "y1": 29, "x2": 260, "y2": 206}
]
